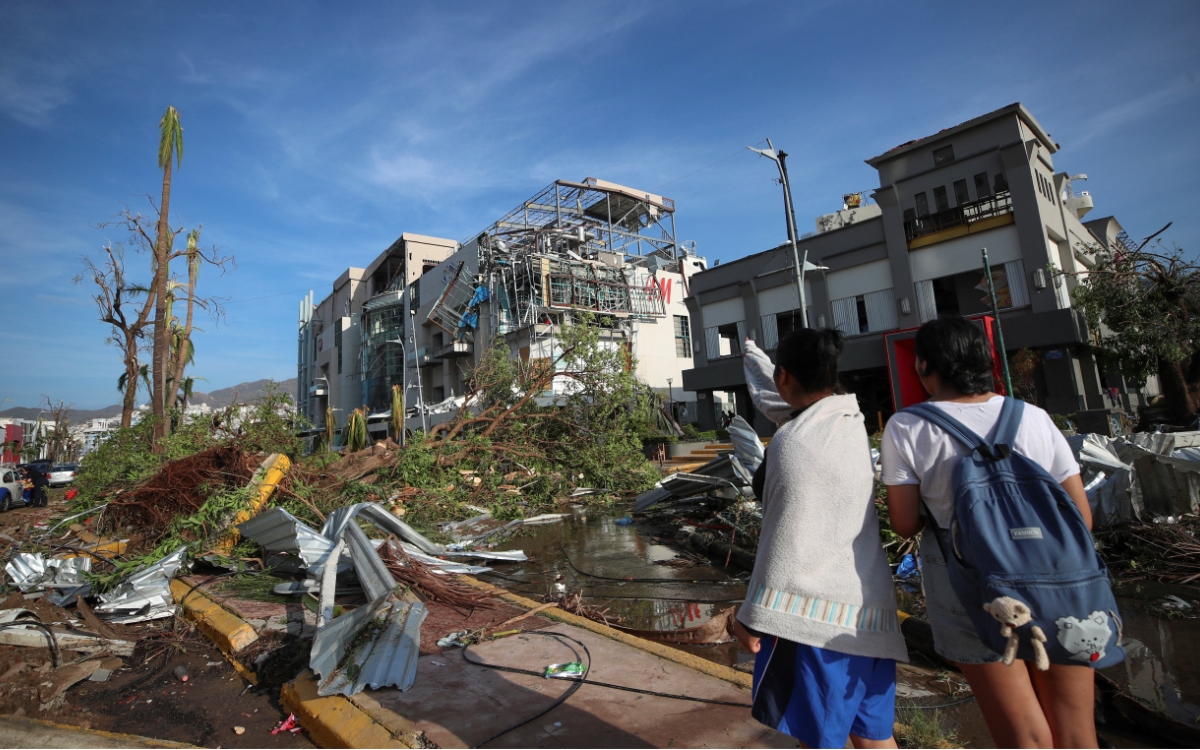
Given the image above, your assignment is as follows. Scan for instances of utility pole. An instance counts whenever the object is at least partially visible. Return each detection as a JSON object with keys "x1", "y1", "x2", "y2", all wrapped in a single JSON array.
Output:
[
  {"x1": 410, "y1": 309, "x2": 429, "y2": 434},
  {"x1": 749, "y1": 138, "x2": 809, "y2": 327},
  {"x1": 982, "y1": 248, "x2": 1014, "y2": 396}
]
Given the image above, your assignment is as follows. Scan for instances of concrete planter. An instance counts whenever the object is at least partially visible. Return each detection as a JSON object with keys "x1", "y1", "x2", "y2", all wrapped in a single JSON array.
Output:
[{"x1": 667, "y1": 441, "x2": 710, "y2": 458}]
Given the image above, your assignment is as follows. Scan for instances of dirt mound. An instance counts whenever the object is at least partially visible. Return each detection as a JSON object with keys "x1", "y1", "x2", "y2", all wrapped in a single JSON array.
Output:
[{"x1": 106, "y1": 445, "x2": 255, "y2": 538}]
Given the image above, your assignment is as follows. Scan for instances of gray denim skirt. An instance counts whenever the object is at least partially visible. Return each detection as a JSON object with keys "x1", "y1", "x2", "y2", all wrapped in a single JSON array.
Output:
[{"x1": 918, "y1": 529, "x2": 1001, "y2": 665}]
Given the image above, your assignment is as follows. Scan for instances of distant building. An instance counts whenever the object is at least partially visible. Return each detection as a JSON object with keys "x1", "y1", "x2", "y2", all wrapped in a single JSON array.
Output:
[
  {"x1": 681, "y1": 103, "x2": 1153, "y2": 434},
  {"x1": 297, "y1": 179, "x2": 706, "y2": 443}
]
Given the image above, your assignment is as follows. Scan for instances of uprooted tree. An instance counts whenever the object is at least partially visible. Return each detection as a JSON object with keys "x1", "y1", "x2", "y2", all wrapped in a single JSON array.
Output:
[
  {"x1": 1062, "y1": 227, "x2": 1200, "y2": 423},
  {"x1": 415, "y1": 312, "x2": 664, "y2": 494}
]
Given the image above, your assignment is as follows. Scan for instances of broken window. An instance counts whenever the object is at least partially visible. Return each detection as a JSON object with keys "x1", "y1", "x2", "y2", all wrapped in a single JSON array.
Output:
[
  {"x1": 914, "y1": 192, "x2": 930, "y2": 217},
  {"x1": 933, "y1": 145, "x2": 955, "y2": 166}
]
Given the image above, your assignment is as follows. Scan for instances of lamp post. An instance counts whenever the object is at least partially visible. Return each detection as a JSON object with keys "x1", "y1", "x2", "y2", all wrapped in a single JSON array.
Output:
[
  {"x1": 666, "y1": 378, "x2": 674, "y2": 422},
  {"x1": 749, "y1": 138, "x2": 809, "y2": 328},
  {"x1": 410, "y1": 309, "x2": 429, "y2": 434}
]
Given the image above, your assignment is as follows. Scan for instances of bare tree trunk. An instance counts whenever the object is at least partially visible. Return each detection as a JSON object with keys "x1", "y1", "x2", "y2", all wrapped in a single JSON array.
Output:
[
  {"x1": 151, "y1": 159, "x2": 172, "y2": 446},
  {"x1": 121, "y1": 330, "x2": 139, "y2": 429},
  {"x1": 1157, "y1": 357, "x2": 1197, "y2": 425},
  {"x1": 170, "y1": 245, "x2": 198, "y2": 407}
]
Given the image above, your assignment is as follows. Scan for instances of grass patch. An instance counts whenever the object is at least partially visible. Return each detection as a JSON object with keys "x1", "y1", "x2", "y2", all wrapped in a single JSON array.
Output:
[{"x1": 895, "y1": 706, "x2": 960, "y2": 749}]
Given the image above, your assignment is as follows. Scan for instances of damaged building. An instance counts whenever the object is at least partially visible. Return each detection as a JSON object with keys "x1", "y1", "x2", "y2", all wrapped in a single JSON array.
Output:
[
  {"x1": 681, "y1": 103, "x2": 1158, "y2": 434},
  {"x1": 298, "y1": 178, "x2": 706, "y2": 441}
]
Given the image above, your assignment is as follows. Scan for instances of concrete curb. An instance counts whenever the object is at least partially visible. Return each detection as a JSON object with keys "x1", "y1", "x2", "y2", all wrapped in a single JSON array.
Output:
[
  {"x1": 280, "y1": 671, "x2": 410, "y2": 749},
  {"x1": 457, "y1": 575, "x2": 754, "y2": 690},
  {"x1": 169, "y1": 579, "x2": 260, "y2": 684},
  {"x1": 169, "y1": 578, "x2": 416, "y2": 748},
  {"x1": 0, "y1": 714, "x2": 198, "y2": 748}
]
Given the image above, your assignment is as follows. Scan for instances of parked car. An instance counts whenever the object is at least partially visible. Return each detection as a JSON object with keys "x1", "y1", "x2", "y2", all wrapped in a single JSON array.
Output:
[
  {"x1": 0, "y1": 468, "x2": 22, "y2": 511},
  {"x1": 48, "y1": 464, "x2": 78, "y2": 487}
]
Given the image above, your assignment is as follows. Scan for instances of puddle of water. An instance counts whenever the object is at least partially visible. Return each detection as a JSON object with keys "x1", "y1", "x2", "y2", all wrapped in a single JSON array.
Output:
[
  {"x1": 1102, "y1": 582, "x2": 1200, "y2": 736},
  {"x1": 485, "y1": 504, "x2": 752, "y2": 666}
]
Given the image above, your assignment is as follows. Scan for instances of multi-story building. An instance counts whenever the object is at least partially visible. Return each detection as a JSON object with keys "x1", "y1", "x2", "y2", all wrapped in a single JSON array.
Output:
[
  {"x1": 297, "y1": 178, "x2": 705, "y2": 443},
  {"x1": 682, "y1": 103, "x2": 1152, "y2": 434},
  {"x1": 297, "y1": 233, "x2": 459, "y2": 437}
]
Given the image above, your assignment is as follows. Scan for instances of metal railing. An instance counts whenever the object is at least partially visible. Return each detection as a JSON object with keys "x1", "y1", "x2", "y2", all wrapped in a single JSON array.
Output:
[{"x1": 905, "y1": 191, "x2": 1013, "y2": 241}]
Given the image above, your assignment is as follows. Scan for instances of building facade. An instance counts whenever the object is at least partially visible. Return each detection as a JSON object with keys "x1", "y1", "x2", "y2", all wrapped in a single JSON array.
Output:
[
  {"x1": 297, "y1": 179, "x2": 705, "y2": 443},
  {"x1": 682, "y1": 103, "x2": 1151, "y2": 434}
]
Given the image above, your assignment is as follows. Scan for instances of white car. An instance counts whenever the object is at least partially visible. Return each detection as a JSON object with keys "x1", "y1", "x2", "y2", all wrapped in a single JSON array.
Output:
[
  {"x1": 48, "y1": 464, "x2": 78, "y2": 487},
  {"x1": 0, "y1": 468, "x2": 22, "y2": 512}
]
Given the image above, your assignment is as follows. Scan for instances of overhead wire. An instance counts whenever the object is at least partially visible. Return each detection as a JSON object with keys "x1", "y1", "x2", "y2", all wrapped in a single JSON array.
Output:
[{"x1": 655, "y1": 139, "x2": 768, "y2": 190}]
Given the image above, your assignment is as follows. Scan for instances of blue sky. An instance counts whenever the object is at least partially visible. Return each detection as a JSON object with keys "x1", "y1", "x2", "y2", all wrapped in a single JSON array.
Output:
[{"x1": 2, "y1": 1, "x2": 1197, "y2": 410}]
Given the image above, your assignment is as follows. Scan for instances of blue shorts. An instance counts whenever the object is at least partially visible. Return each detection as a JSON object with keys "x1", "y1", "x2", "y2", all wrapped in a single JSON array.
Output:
[{"x1": 752, "y1": 636, "x2": 896, "y2": 748}]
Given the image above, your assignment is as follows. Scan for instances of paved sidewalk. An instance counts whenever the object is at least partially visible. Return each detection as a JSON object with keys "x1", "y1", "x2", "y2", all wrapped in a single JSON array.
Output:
[
  {"x1": 0, "y1": 715, "x2": 196, "y2": 749},
  {"x1": 369, "y1": 622, "x2": 798, "y2": 748}
]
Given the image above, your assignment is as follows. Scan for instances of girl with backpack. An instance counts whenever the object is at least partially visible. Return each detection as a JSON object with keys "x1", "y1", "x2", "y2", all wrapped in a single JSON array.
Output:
[
  {"x1": 733, "y1": 328, "x2": 908, "y2": 749},
  {"x1": 881, "y1": 316, "x2": 1101, "y2": 748}
]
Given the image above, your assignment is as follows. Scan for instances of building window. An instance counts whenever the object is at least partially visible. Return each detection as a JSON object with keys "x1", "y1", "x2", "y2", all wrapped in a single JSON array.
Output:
[
  {"x1": 334, "y1": 322, "x2": 342, "y2": 375},
  {"x1": 704, "y1": 322, "x2": 745, "y2": 360},
  {"x1": 933, "y1": 186, "x2": 949, "y2": 213},
  {"x1": 903, "y1": 208, "x2": 916, "y2": 223},
  {"x1": 914, "y1": 192, "x2": 930, "y2": 217},
  {"x1": 776, "y1": 309, "x2": 805, "y2": 341},
  {"x1": 974, "y1": 172, "x2": 991, "y2": 199},
  {"x1": 994, "y1": 172, "x2": 1009, "y2": 194},
  {"x1": 673, "y1": 315, "x2": 691, "y2": 358},
  {"x1": 855, "y1": 296, "x2": 870, "y2": 333},
  {"x1": 953, "y1": 179, "x2": 970, "y2": 205},
  {"x1": 933, "y1": 145, "x2": 955, "y2": 166},
  {"x1": 928, "y1": 263, "x2": 1029, "y2": 316}
]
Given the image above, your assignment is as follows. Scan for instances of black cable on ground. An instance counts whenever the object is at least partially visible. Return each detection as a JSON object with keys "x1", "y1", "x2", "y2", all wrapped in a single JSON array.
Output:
[
  {"x1": 468, "y1": 631, "x2": 590, "y2": 748},
  {"x1": 0, "y1": 621, "x2": 61, "y2": 667},
  {"x1": 558, "y1": 542, "x2": 745, "y2": 586},
  {"x1": 461, "y1": 629, "x2": 754, "y2": 747}
]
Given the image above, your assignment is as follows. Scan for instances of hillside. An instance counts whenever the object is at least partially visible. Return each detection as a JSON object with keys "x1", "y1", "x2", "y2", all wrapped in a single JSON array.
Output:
[{"x1": 0, "y1": 378, "x2": 299, "y2": 422}]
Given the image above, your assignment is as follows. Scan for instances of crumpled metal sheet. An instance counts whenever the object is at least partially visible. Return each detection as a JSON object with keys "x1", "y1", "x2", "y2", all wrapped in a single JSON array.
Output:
[
  {"x1": 343, "y1": 523, "x2": 396, "y2": 602},
  {"x1": 1125, "y1": 431, "x2": 1200, "y2": 456},
  {"x1": 727, "y1": 416, "x2": 764, "y2": 473},
  {"x1": 316, "y1": 600, "x2": 427, "y2": 697},
  {"x1": 1124, "y1": 445, "x2": 1200, "y2": 519},
  {"x1": 94, "y1": 546, "x2": 188, "y2": 624},
  {"x1": 4, "y1": 554, "x2": 91, "y2": 593},
  {"x1": 743, "y1": 338, "x2": 792, "y2": 425},
  {"x1": 322, "y1": 503, "x2": 443, "y2": 555},
  {"x1": 635, "y1": 471, "x2": 741, "y2": 512},
  {"x1": 1068, "y1": 433, "x2": 1142, "y2": 527},
  {"x1": 399, "y1": 544, "x2": 491, "y2": 575},
  {"x1": 237, "y1": 507, "x2": 337, "y2": 571}
]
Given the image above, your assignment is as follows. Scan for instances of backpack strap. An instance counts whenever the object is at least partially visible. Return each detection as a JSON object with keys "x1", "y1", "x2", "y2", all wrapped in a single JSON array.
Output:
[
  {"x1": 903, "y1": 402, "x2": 988, "y2": 452},
  {"x1": 991, "y1": 397, "x2": 1025, "y2": 458}
]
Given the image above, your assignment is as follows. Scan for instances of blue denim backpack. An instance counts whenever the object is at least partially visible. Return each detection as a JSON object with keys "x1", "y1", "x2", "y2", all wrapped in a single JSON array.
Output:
[{"x1": 905, "y1": 397, "x2": 1124, "y2": 669}]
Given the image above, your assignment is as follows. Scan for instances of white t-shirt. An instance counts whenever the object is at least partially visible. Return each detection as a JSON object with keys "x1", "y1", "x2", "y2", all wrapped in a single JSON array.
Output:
[{"x1": 880, "y1": 396, "x2": 1080, "y2": 528}]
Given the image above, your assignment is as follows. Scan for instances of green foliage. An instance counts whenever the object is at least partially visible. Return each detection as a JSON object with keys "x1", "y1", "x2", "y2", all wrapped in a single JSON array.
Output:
[
  {"x1": 680, "y1": 423, "x2": 717, "y2": 442},
  {"x1": 1068, "y1": 241, "x2": 1200, "y2": 382},
  {"x1": 895, "y1": 706, "x2": 960, "y2": 748},
  {"x1": 72, "y1": 384, "x2": 304, "y2": 511},
  {"x1": 344, "y1": 409, "x2": 368, "y2": 452},
  {"x1": 1049, "y1": 413, "x2": 1074, "y2": 431},
  {"x1": 158, "y1": 106, "x2": 184, "y2": 170}
]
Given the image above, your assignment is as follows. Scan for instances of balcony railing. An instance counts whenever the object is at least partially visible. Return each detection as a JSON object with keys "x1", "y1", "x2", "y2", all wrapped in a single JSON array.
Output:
[{"x1": 904, "y1": 191, "x2": 1013, "y2": 241}]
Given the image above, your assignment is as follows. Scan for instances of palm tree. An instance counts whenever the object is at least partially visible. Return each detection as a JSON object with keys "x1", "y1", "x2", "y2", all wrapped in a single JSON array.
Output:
[
  {"x1": 169, "y1": 229, "x2": 201, "y2": 407},
  {"x1": 151, "y1": 106, "x2": 183, "y2": 446}
]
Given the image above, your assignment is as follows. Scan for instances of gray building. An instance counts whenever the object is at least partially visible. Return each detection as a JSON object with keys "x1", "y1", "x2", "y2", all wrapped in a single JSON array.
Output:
[{"x1": 681, "y1": 103, "x2": 1153, "y2": 434}]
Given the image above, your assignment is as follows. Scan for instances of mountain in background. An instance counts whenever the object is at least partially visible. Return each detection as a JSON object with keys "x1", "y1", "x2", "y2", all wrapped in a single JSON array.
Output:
[{"x1": 0, "y1": 378, "x2": 299, "y2": 422}]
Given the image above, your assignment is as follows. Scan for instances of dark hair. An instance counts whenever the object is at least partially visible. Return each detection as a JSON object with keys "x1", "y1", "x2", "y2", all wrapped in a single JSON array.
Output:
[
  {"x1": 914, "y1": 316, "x2": 994, "y2": 395},
  {"x1": 776, "y1": 328, "x2": 845, "y2": 393}
]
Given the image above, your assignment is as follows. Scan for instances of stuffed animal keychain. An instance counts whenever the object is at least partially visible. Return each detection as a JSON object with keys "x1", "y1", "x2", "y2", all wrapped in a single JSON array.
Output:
[{"x1": 983, "y1": 596, "x2": 1050, "y2": 671}]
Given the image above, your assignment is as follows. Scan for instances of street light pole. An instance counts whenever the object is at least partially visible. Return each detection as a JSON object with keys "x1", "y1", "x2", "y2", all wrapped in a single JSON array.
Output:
[
  {"x1": 410, "y1": 309, "x2": 429, "y2": 434},
  {"x1": 749, "y1": 138, "x2": 809, "y2": 328},
  {"x1": 666, "y1": 378, "x2": 674, "y2": 422}
]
